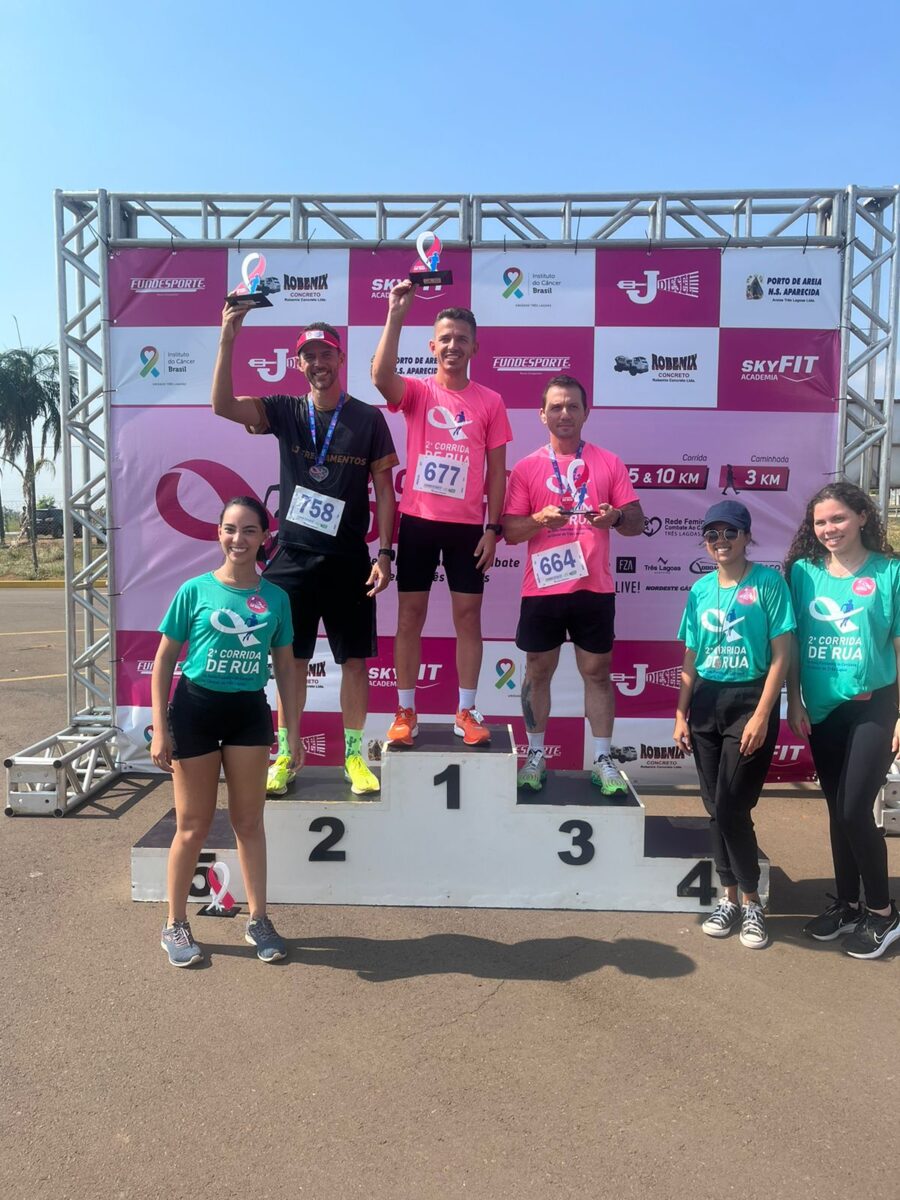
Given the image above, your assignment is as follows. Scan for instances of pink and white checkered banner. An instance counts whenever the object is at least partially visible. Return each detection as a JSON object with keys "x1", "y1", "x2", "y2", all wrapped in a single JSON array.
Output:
[{"x1": 107, "y1": 245, "x2": 842, "y2": 783}]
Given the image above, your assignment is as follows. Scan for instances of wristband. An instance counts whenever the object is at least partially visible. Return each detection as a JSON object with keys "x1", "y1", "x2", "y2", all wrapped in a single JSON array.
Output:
[
  {"x1": 485, "y1": 523, "x2": 502, "y2": 535},
  {"x1": 610, "y1": 508, "x2": 623, "y2": 528},
  {"x1": 378, "y1": 547, "x2": 396, "y2": 562}
]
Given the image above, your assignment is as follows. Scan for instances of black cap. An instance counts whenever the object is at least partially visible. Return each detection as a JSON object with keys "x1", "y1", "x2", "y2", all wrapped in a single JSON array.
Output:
[{"x1": 701, "y1": 500, "x2": 751, "y2": 532}]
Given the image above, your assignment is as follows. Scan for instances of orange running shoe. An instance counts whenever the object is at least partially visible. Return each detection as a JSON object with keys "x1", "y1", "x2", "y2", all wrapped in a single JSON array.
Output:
[
  {"x1": 454, "y1": 707, "x2": 491, "y2": 745},
  {"x1": 386, "y1": 706, "x2": 418, "y2": 746}
]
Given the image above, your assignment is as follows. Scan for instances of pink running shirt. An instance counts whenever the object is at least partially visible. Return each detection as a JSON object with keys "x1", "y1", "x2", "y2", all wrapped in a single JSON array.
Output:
[
  {"x1": 392, "y1": 376, "x2": 512, "y2": 524},
  {"x1": 503, "y1": 443, "x2": 639, "y2": 596}
]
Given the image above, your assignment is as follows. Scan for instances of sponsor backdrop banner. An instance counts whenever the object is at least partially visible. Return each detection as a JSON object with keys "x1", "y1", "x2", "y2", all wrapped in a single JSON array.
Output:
[{"x1": 107, "y1": 247, "x2": 841, "y2": 784}]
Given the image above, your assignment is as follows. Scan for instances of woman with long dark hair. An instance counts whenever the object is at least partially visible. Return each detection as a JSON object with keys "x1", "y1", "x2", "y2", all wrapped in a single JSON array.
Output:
[
  {"x1": 151, "y1": 497, "x2": 299, "y2": 967},
  {"x1": 786, "y1": 482, "x2": 900, "y2": 959},
  {"x1": 674, "y1": 500, "x2": 794, "y2": 948}
]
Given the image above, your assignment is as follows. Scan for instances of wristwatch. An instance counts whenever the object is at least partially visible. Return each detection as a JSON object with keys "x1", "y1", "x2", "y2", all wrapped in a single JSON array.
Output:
[
  {"x1": 485, "y1": 523, "x2": 503, "y2": 535},
  {"x1": 378, "y1": 547, "x2": 396, "y2": 561}
]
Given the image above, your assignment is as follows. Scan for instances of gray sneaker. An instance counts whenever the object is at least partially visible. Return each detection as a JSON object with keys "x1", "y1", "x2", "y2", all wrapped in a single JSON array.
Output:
[
  {"x1": 701, "y1": 897, "x2": 741, "y2": 938},
  {"x1": 517, "y1": 749, "x2": 547, "y2": 791},
  {"x1": 739, "y1": 901, "x2": 769, "y2": 949},
  {"x1": 245, "y1": 914, "x2": 288, "y2": 962},
  {"x1": 160, "y1": 920, "x2": 203, "y2": 967}
]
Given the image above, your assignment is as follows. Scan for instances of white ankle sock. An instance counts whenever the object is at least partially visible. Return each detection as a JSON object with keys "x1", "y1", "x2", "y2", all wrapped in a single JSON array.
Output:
[
  {"x1": 527, "y1": 732, "x2": 545, "y2": 754},
  {"x1": 594, "y1": 737, "x2": 612, "y2": 760},
  {"x1": 458, "y1": 688, "x2": 477, "y2": 711},
  {"x1": 398, "y1": 689, "x2": 416, "y2": 710}
]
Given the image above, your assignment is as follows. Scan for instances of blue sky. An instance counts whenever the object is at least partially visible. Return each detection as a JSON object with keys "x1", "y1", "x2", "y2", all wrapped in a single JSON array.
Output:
[{"x1": 1, "y1": 0, "x2": 897, "y2": 501}]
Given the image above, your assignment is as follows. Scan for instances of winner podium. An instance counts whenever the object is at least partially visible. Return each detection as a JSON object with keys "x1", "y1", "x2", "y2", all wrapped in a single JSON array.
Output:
[{"x1": 131, "y1": 724, "x2": 769, "y2": 912}]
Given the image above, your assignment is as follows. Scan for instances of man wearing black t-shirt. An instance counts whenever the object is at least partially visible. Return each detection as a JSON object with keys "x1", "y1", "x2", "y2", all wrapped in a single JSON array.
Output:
[{"x1": 212, "y1": 305, "x2": 398, "y2": 795}]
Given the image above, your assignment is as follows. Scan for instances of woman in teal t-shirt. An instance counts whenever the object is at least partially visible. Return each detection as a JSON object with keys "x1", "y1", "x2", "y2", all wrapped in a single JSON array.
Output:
[
  {"x1": 674, "y1": 500, "x2": 795, "y2": 950},
  {"x1": 786, "y1": 482, "x2": 900, "y2": 960},
  {"x1": 150, "y1": 497, "x2": 299, "y2": 968}
]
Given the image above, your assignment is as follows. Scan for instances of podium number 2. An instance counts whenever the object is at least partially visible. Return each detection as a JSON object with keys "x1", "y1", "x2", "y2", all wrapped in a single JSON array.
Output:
[
  {"x1": 558, "y1": 819, "x2": 595, "y2": 866},
  {"x1": 309, "y1": 817, "x2": 346, "y2": 861},
  {"x1": 433, "y1": 764, "x2": 461, "y2": 809}
]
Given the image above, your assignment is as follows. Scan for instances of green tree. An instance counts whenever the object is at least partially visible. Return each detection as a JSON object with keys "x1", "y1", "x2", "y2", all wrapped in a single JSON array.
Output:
[
  {"x1": 37, "y1": 494, "x2": 55, "y2": 508},
  {"x1": 0, "y1": 347, "x2": 66, "y2": 575}
]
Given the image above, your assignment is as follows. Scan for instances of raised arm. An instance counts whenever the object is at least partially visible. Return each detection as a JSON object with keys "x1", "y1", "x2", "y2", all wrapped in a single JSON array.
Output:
[
  {"x1": 371, "y1": 281, "x2": 416, "y2": 409},
  {"x1": 211, "y1": 302, "x2": 265, "y2": 426}
]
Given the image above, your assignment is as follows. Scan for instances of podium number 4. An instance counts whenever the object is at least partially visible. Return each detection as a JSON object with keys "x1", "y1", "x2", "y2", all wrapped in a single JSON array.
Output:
[{"x1": 676, "y1": 860, "x2": 715, "y2": 905}]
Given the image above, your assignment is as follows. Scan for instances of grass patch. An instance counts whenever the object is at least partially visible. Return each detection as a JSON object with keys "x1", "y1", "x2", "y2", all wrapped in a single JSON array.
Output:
[{"x1": 0, "y1": 538, "x2": 88, "y2": 582}]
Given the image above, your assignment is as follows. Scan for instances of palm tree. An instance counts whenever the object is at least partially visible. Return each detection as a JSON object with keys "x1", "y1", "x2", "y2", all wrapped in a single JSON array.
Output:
[{"x1": 0, "y1": 347, "x2": 65, "y2": 574}]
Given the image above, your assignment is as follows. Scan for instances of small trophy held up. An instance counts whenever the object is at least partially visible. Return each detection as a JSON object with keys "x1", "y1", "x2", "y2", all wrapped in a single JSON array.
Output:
[
  {"x1": 226, "y1": 251, "x2": 274, "y2": 309},
  {"x1": 408, "y1": 231, "x2": 453, "y2": 288}
]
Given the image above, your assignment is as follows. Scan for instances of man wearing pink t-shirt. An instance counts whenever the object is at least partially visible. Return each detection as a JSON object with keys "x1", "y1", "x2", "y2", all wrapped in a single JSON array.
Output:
[
  {"x1": 503, "y1": 375, "x2": 644, "y2": 794},
  {"x1": 372, "y1": 280, "x2": 512, "y2": 746}
]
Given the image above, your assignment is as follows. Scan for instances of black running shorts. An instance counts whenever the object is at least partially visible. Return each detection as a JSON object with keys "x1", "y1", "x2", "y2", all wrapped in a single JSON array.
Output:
[
  {"x1": 396, "y1": 514, "x2": 485, "y2": 594},
  {"x1": 262, "y1": 545, "x2": 376, "y2": 662},
  {"x1": 167, "y1": 676, "x2": 274, "y2": 760},
  {"x1": 515, "y1": 590, "x2": 616, "y2": 654}
]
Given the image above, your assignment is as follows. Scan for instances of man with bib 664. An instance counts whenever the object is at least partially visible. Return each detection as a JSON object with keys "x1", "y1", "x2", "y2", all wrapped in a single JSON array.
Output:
[{"x1": 502, "y1": 375, "x2": 644, "y2": 793}]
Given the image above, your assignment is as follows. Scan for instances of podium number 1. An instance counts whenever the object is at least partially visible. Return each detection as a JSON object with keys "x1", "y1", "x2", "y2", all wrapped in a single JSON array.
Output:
[{"x1": 433, "y1": 764, "x2": 461, "y2": 809}]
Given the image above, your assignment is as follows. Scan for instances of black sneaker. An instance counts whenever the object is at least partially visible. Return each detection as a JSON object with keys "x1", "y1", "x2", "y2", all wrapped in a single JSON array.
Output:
[
  {"x1": 844, "y1": 902, "x2": 900, "y2": 960},
  {"x1": 701, "y1": 897, "x2": 741, "y2": 938},
  {"x1": 802, "y1": 895, "x2": 861, "y2": 941}
]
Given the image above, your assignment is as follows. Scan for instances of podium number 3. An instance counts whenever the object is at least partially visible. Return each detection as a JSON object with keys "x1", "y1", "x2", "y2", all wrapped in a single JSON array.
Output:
[{"x1": 558, "y1": 819, "x2": 595, "y2": 866}]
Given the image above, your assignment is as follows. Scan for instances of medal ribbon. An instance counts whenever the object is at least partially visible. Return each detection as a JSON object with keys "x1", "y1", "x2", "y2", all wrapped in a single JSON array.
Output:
[
  {"x1": 548, "y1": 441, "x2": 587, "y2": 509},
  {"x1": 307, "y1": 393, "x2": 345, "y2": 471}
]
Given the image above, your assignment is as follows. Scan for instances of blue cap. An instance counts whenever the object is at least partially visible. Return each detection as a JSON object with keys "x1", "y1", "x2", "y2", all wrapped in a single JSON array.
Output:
[{"x1": 701, "y1": 500, "x2": 751, "y2": 532}]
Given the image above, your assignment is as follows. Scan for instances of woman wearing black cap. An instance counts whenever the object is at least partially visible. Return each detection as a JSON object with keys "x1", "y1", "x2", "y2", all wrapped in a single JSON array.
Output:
[{"x1": 674, "y1": 500, "x2": 795, "y2": 948}]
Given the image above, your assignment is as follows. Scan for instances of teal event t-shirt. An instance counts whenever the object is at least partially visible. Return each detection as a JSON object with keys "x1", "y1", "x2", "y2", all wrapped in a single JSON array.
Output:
[
  {"x1": 678, "y1": 563, "x2": 795, "y2": 683},
  {"x1": 158, "y1": 573, "x2": 293, "y2": 693},
  {"x1": 789, "y1": 554, "x2": 900, "y2": 723}
]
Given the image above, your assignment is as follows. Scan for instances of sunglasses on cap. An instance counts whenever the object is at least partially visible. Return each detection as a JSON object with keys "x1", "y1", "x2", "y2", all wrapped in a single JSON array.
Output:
[{"x1": 702, "y1": 527, "x2": 742, "y2": 543}]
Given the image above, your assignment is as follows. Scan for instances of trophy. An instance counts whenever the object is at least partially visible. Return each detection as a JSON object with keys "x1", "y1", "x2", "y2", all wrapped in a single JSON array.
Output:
[
  {"x1": 408, "y1": 231, "x2": 453, "y2": 288},
  {"x1": 198, "y1": 861, "x2": 241, "y2": 917},
  {"x1": 226, "y1": 251, "x2": 274, "y2": 308}
]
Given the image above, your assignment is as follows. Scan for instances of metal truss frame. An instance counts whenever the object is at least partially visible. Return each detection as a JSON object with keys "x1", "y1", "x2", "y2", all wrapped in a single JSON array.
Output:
[{"x1": 5, "y1": 186, "x2": 897, "y2": 814}]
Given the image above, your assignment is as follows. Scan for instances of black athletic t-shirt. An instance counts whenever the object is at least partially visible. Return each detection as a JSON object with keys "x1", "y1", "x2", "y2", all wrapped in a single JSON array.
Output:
[{"x1": 259, "y1": 393, "x2": 397, "y2": 557}]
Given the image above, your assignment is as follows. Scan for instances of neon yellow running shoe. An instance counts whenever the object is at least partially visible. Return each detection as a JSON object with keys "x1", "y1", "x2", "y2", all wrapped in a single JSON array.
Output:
[
  {"x1": 343, "y1": 754, "x2": 380, "y2": 795},
  {"x1": 266, "y1": 754, "x2": 295, "y2": 795}
]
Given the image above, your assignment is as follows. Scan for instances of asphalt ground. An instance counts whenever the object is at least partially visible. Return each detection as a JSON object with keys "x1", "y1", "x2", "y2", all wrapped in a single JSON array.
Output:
[{"x1": 2, "y1": 590, "x2": 898, "y2": 1200}]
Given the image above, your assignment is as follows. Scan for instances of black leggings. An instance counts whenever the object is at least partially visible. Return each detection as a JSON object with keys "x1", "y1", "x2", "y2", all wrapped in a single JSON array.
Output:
[
  {"x1": 689, "y1": 678, "x2": 779, "y2": 894},
  {"x1": 808, "y1": 683, "x2": 897, "y2": 911}
]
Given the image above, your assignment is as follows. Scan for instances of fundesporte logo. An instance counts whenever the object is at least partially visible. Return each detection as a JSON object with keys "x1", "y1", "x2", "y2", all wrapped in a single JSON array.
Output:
[
  {"x1": 130, "y1": 277, "x2": 206, "y2": 294},
  {"x1": 617, "y1": 270, "x2": 700, "y2": 305},
  {"x1": 492, "y1": 355, "x2": 572, "y2": 373}
]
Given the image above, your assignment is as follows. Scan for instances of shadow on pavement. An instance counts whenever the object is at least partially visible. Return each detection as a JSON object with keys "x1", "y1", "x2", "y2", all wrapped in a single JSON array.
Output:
[
  {"x1": 216, "y1": 932, "x2": 699, "y2": 983},
  {"x1": 70, "y1": 773, "x2": 165, "y2": 820}
]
